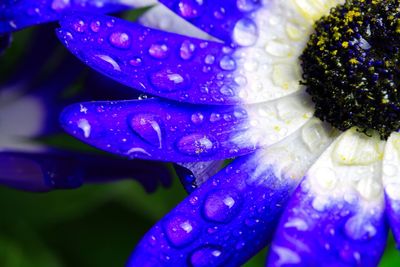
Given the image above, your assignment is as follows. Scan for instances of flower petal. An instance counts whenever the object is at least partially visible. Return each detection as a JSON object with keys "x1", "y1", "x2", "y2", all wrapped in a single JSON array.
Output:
[
  {"x1": 382, "y1": 132, "x2": 400, "y2": 248},
  {"x1": 0, "y1": 0, "x2": 131, "y2": 34},
  {"x1": 268, "y1": 128, "x2": 387, "y2": 266},
  {"x1": 139, "y1": 4, "x2": 213, "y2": 40},
  {"x1": 60, "y1": 92, "x2": 312, "y2": 162},
  {"x1": 127, "y1": 118, "x2": 335, "y2": 266},
  {"x1": 0, "y1": 151, "x2": 171, "y2": 193},
  {"x1": 57, "y1": 13, "x2": 246, "y2": 105},
  {"x1": 158, "y1": 0, "x2": 259, "y2": 43}
]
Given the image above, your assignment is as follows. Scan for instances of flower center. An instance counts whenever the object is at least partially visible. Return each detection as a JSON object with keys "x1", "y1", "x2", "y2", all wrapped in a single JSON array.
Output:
[{"x1": 301, "y1": 0, "x2": 400, "y2": 140}]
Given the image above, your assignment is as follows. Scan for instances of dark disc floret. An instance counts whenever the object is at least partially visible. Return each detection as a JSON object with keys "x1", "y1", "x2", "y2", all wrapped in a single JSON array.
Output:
[{"x1": 301, "y1": 0, "x2": 400, "y2": 139}]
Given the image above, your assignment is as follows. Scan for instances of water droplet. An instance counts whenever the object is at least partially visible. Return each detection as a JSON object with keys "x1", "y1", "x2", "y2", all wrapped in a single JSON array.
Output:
[
  {"x1": 90, "y1": 20, "x2": 101, "y2": 32},
  {"x1": 233, "y1": 18, "x2": 258, "y2": 46},
  {"x1": 129, "y1": 113, "x2": 163, "y2": 148},
  {"x1": 176, "y1": 134, "x2": 219, "y2": 156},
  {"x1": 213, "y1": 7, "x2": 226, "y2": 19},
  {"x1": 236, "y1": 0, "x2": 260, "y2": 12},
  {"x1": 220, "y1": 85, "x2": 235, "y2": 96},
  {"x1": 109, "y1": 32, "x2": 131, "y2": 49},
  {"x1": 178, "y1": 0, "x2": 204, "y2": 19},
  {"x1": 188, "y1": 245, "x2": 226, "y2": 267},
  {"x1": 180, "y1": 40, "x2": 196, "y2": 60},
  {"x1": 149, "y1": 43, "x2": 169, "y2": 59},
  {"x1": 191, "y1": 113, "x2": 204, "y2": 125},
  {"x1": 265, "y1": 40, "x2": 292, "y2": 57},
  {"x1": 73, "y1": 20, "x2": 86, "y2": 33},
  {"x1": 51, "y1": 0, "x2": 70, "y2": 11},
  {"x1": 202, "y1": 189, "x2": 241, "y2": 223},
  {"x1": 129, "y1": 57, "x2": 142, "y2": 67},
  {"x1": 210, "y1": 113, "x2": 221, "y2": 123},
  {"x1": 95, "y1": 54, "x2": 121, "y2": 71},
  {"x1": 204, "y1": 55, "x2": 215, "y2": 65},
  {"x1": 219, "y1": 56, "x2": 236, "y2": 70},
  {"x1": 149, "y1": 68, "x2": 190, "y2": 92},
  {"x1": 163, "y1": 215, "x2": 200, "y2": 247}
]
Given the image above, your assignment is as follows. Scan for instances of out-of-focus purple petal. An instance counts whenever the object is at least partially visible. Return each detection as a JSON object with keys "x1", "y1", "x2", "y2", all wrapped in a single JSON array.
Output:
[
  {"x1": 159, "y1": 0, "x2": 261, "y2": 44},
  {"x1": 56, "y1": 12, "x2": 247, "y2": 105},
  {"x1": 0, "y1": 0, "x2": 132, "y2": 34},
  {"x1": 0, "y1": 33, "x2": 12, "y2": 54},
  {"x1": 0, "y1": 151, "x2": 172, "y2": 193}
]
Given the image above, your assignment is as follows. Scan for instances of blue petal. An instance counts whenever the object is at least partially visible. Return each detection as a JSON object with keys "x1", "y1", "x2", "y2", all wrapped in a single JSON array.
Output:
[
  {"x1": 159, "y1": 0, "x2": 261, "y2": 44},
  {"x1": 127, "y1": 150, "x2": 297, "y2": 266},
  {"x1": 0, "y1": 0, "x2": 131, "y2": 34},
  {"x1": 268, "y1": 130, "x2": 388, "y2": 267},
  {"x1": 56, "y1": 12, "x2": 244, "y2": 105},
  {"x1": 0, "y1": 151, "x2": 171, "y2": 193},
  {"x1": 60, "y1": 98, "x2": 258, "y2": 162}
]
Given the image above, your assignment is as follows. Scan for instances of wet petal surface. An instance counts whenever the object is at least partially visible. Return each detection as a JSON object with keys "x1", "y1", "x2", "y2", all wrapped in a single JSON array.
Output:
[
  {"x1": 0, "y1": 0, "x2": 132, "y2": 34},
  {"x1": 0, "y1": 151, "x2": 171, "y2": 193},
  {"x1": 128, "y1": 118, "x2": 336, "y2": 266},
  {"x1": 382, "y1": 132, "x2": 400, "y2": 247},
  {"x1": 60, "y1": 93, "x2": 312, "y2": 162},
  {"x1": 268, "y1": 129, "x2": 387, "y2": 267}
]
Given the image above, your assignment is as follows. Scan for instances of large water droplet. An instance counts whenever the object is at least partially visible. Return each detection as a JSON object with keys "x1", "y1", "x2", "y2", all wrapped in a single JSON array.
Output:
[
  {"x1": 129, "y1": 113, "x2": 163, "y2": 148},
  {"x1": 149, "y1": 68, "x2": 190, "y2": 92},
  {"x1": 178, "y1": 0, "x2": 204, "y2": 18},
  {"x1": 149, "y1": 43, "x2": 169, "y2": 59},
  {"x1": 163, "y1": 214, "x2": 200, "y2": 247},
  {"x1": 232, "y1": 18, "x2": 258, "y2": 46},
  {"x1": 176, "y1": 134, "x2": 218, "y2": 156},
  {"x1": 202, "y1": 189, "x2": 241, "y2": 223},
  {"x1": 109, "y1": 31, "x2": 131, "y2": 49},
  {"x1": 180, "y1": 40, "x2": 196, "y2": 60},
  {"x1": 188, "y1": 245, "x2": 226, "y2": 267}
]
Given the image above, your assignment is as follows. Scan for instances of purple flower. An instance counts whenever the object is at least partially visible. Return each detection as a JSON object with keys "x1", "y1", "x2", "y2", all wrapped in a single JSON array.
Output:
[{"x1": 3, "y1": 0, "x2": 400, "y2": 266}]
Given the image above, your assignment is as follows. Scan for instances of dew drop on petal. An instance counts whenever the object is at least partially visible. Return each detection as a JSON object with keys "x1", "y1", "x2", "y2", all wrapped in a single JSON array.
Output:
[
  {"x1": 232, "y1": 18, "x2": 258, "y2": 46},
  {"x1": 219, "y1": 56, "x2": 236, "y2": 70},
  {"x1": 73, "y1": 20, "x2": 86, "y2": 33},
  {"x1": 149, "y1": 68, "x2": 190, "y2": 92},
  {"x1": 90, "y1": 20, "x2": 101, "y2": 32},
  {"x1": 178, "y1": 0, "x2": 204, "y2": 18},
  {"x1": 176, "y1": 134, "x2": 218, "y2": 156},
  {"x1": 162, "y1": 215, "x2": 200, "y2": 247},
  {"x1": 202, "y1": 189, "x2": 241, "y2": 223},
  {"x1": 129, "y1": 113, "x2": 163, "y2": 148},
  {"x1": 191, "y1": 112, "x2": 204, "y2": 125},
  {"x1": 109, "y1": 32, "x2": 131, "y2": 49},
  {"x1": 149, "y1": 43, "x2": 169, "y2": 59},
  {"x1": 188, "y1": 245, "x2": 225, "y2": 267},
  {"x1": 180, "y1": 40, "x2": 196, "y2": 60}
]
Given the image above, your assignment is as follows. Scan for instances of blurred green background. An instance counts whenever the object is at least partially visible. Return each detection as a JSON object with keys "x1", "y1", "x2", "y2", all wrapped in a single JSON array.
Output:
[{"x1": 1, "y1": 5, "x2": 400, "y2": 267}]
